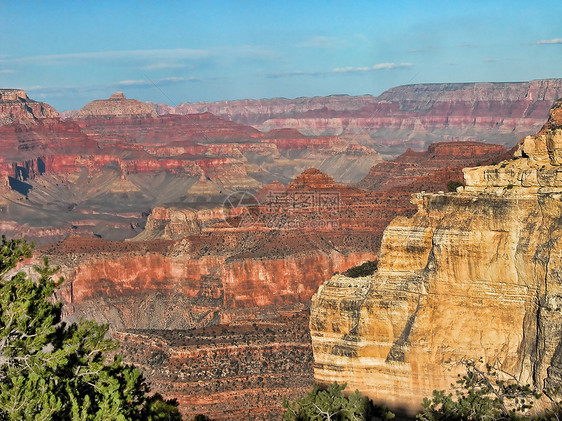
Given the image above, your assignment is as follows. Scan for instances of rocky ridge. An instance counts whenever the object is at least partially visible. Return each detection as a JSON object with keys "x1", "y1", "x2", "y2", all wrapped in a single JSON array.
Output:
[
  {"x1": 0, "y1": 91, "x2": 380, "y2": 243},
  {"x1": 310, "y1": 99, "x2": 562, "y2": 413},
  {"x1": 0, "y1": 89, "x2": 59, "y2": 126},
  {"x1": 147, "y1": 79, "x2": 562, "y2": 154}
]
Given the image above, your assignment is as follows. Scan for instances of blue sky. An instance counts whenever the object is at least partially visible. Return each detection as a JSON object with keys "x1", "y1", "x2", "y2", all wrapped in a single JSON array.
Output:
[{"x1": 0, "y1": 0, "x2": 561, "y2": 111}]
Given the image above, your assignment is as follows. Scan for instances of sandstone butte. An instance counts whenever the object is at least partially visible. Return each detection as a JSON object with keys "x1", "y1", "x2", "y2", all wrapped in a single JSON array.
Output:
[{"x1": 310, "y1": 99, "x2": 562, "y2": 415}]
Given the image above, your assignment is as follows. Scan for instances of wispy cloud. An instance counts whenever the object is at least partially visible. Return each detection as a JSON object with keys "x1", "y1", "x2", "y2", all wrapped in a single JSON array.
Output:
[
  {"x1": 116, "y1": 76, "x2": 191, "y2": 88},
  {"x1": 0, "y1": 47, "x2": 279, "y2": 74},
  {"x1": 25, "y1": 75, "x2": 196, "y2": 99},
  {"x1": 0, "y1": 49, "x2": 213, "y2": 66},
  {"x1": 333, "y1": 62, "x2": 413, "y2": 73},
  {"x1": 297, "y1": 36, "x2": 341, "y2": 49},
  {"x1": 143, "y1": 62, "x2": 186, "y2": 71},
  {"x1": 265, "y1": 62, "x2": 412, "y2": 79},
  {"x1": 534, "y1": 38, "x2": 562, "y2": 45},
  {"x1": 264, "y1": 70, "x2": 324, "y2": 79},
  {"x1": 458, "y1": 43, "x2": 479, "y2": 48},
  {"x1": 0, "y1": 69, "x2": 15, "y2": 74},
  {"x1": 215, "y1": 45, "x2": 279, "y2": 61}
]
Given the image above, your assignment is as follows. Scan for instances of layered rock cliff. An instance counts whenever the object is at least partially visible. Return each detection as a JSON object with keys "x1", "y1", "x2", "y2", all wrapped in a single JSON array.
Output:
[
  {"x1": 0, "y1": 89, "x2": 59, "y2": 126},
  {"x1": 0, "y1": 91, "x2": 381, "y2": 244},
  {"x1": 75, "y1": 91, "x2": 157, "y2": 119},
  {"x1": 358, "y1": 141, "x2": 511, "y2": 191},
  {"x1": 35, "y1": 169, "x2": 384, "y2": 418},
  {"x1": 310, "y1": 99, "x2": 562, "y2": 413},
  {"x1": 148, "y1": 79, "x2": 562, "y2": 154}
]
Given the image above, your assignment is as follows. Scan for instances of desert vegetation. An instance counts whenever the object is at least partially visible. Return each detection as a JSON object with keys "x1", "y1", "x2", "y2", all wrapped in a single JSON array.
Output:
[
  {"x1": 0, "y1": 237, "x2": 181, "y2": 420},
  {"x1": 283, "y1": 360, "x2": 562, "y2": 421}
]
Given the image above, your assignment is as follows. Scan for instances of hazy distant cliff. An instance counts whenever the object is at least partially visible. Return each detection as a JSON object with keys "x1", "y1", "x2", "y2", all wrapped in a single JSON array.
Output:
[
  {"x1": 310, "y1": 99, "x2": 562, "y2": 413},
  {"x1": 149, "y1": 79, "x2": 562, "y2": 154}
]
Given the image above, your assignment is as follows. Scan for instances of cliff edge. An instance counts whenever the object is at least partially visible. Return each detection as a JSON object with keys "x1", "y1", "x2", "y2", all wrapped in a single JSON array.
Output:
[
  {"x1": 0, "y1": 89, "x2": 59, "y2": 126},
  {"x1": 310, "y1": 99, "x2": 562, "y2": 413}
]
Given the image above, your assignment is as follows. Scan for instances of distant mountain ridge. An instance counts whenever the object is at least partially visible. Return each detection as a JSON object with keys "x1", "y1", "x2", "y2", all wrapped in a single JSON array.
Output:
[{"x1": 146, "y1": 78, "x2": 562, "y2": 154}]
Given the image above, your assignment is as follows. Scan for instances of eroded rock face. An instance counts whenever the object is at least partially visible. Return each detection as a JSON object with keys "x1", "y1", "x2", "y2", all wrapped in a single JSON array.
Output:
[
  {"x1": 75, "y1": 91, "x2": 157, "y2": 119},
  {"x1": 310, "y1": 99, "x2": 562, "y2": 413},
  {"x1": 0, "y1": 89, "x2": 59, "y2": 126},
  {"x1": 115, "y1": 312, "x2": 314, "y2": 420},
  {"x1": 36, "y1": 169, "x2": 383, "y2": 418},
  {"x1": 0, "y1": 91, "x2": 382, "y2": 244},
  {"x1": 45, "y1": 169, "x2": 385, "y2": 330},
  {"x1": 148, "y1": 79, "x2": 562, "y2": 154},
  {"x1": 358, "y1": 141, "x2": 510, "y2": 191}
]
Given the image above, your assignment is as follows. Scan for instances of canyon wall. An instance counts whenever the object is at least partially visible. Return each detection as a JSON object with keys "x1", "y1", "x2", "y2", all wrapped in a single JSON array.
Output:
[
  {"x1": 46, "y1": 169, "x2": 384, "y2": 329},
  {"x1": 0, "y1": 91, "x2": 380, "y2": 244},
  {"x1": 148, "y1": 79, "x2": 562, "y2": 154},
  {"x1": 310, "y1": 100, "x2": 562, "y2": 413},
  {"x1": 38, "y1": 170, "x2": 382, "y2": 419}
]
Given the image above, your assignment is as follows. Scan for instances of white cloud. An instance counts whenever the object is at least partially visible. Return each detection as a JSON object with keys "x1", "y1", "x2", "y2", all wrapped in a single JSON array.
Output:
[
  {"x1": 0, "y1": 46, "x2": 279, "y2": 74},
  {"x1": 24, "y1": 76, "x2": 193, "y2": 99},
  {"x1": 297, "y1": 36, "x2": 341, "y2": 49},
  {"x1": 0, "y1": 49, "x2": 213, "y2": 66},
  {"x1": 265, "y1": 70, "x2": 323, "y2": 79},
  {"x1": 534, "y1": 38, "x2": 562, "y2": 45},
  {"x1": 0, "y1": 69, "x2": 15, "y2": 74},
  {"x1": 116, "y1": 76, "x2": 189, "y2": 88},
  {"x1": 265, "y1": 62, "x2": 413, "y2": 79},
  {"x1": 143, "y1": 62, "x2": 185, "y2": 71},
  {"x1": 333, "y1": 62, "x2": 413, "y2": 73}
]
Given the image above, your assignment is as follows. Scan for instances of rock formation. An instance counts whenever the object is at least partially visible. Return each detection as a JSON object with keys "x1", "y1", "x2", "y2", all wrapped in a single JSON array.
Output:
[
  {"x1": 358, "y1": 141, "x2": 511, "y2": 192},
  {"x1": 114, "y1": 312, "x2": 314, "y2": 420},
  {"x1": 75, "y1": 91, "x2": 157, "y2": 119},
  {"x1": 147, "y1": 79, "x2": 562, "y2": 154},
  {"x1": 0, "y1": 91, "x2": 381, "y2": 244},
  {"x1": 310, "y1": 99, "x2": 562, "y2": 413},
  {"x1": 0, "y1": 89, "x2": 59, "y2": 126},
  {"x1": 29, "y1": 169, "x2": 387, "y2": 418}
]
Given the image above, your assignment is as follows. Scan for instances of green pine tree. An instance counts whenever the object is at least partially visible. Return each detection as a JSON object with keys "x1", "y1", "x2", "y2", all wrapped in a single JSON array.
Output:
[
  {"x1": 0, "y1": 236, "x2": 182, "y2": 420},
  {"x1": 283, "y1": 382, "x2": 394, "y2": 421}
]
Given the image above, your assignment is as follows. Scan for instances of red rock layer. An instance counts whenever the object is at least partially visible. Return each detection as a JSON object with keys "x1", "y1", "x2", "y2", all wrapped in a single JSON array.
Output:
[
  {"x1": 358, "y1": 141, "x2": 511, "y2": 191},
  {"x1": 32, "y1": 141, "x2": 509, "y2": 418},
  {"x1": 1, "y1": 91, "x2": 381, "y2": 244},
  {"x1": 148, "y1": 79, "x2": 562, "y2": 153},
  {"x1": 0, "y1": 89, "x2": 59, "y2": 126},
  {"x1": 71, "y1": 112, "x2": 263, "y2": 146}
]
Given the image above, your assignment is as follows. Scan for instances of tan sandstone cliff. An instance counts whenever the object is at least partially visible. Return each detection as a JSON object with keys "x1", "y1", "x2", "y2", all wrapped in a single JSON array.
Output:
[{"x1": 310, "y1": 99, "x2": 562, "y2": 413}]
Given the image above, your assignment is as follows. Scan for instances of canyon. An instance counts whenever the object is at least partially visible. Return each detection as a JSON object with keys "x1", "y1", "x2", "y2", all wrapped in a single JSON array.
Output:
[
  {"x1": 38, "y1": 147, "x2": 512, "y2": 418},
  {"x1": 42, "y1": 169, "x2": 382, "y2": 419},
  {"x1": 310, "y1": 99, "x2": 562, "y2": 414},
  {"x1": 0, "y1": 90, "x2": 381, "y2": 244},
  {"x1": 2, "y1": 82, "x2": 560, "y2": 418}
]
